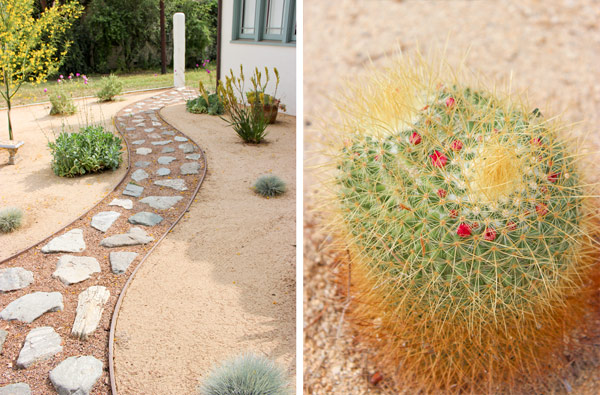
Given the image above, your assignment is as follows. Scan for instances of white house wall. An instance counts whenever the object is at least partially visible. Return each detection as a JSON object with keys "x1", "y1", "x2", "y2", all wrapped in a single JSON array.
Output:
[{"x1": 220, "y1": 0, "x2": 297, "y2": 115}]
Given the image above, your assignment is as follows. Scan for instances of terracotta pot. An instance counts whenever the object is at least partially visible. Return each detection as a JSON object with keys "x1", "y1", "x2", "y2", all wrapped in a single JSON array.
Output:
[{"x1": 262, "y1": 99, "x2": 280, "y2": 124}]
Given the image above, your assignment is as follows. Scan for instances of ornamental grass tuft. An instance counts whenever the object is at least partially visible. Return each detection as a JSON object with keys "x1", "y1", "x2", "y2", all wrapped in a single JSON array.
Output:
[
  {"x1": 200, "y1": 352, "x2": 290, "y2": 395},
  {"x1": 254, "y1": 175, "x2": 286, "y2": 197},
  {"x1": 0, "y1": 207, "x2": 23, "y2": 233}
]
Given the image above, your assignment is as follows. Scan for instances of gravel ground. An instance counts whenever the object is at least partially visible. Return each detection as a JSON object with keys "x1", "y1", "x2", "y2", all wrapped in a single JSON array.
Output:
[{"x1": 303, "y1": 0, "x2": 600, "y2": 393}]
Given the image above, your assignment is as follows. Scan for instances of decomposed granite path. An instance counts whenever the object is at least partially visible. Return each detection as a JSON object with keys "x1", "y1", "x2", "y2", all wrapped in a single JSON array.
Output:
[{"x1": 0, "y1": 88, "x2": 205, "y2": 394}]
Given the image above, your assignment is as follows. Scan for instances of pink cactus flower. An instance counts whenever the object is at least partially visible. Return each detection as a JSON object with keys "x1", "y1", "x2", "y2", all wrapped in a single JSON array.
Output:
[
  {"x1": 445, "y1": 97, "x2": 455, "y2": 107},
  {"x1": 484, "y1": 227, "x2": 497, "y2": 241},
  {"x1": 430, "y1": 150, "x2": 448, "y2": 168},
  {"x1": 450, "y1": 139, "x2": 463, "y2": 151},
  {"x1": 409, "y1": 132, "x2": 421, "y2": 145},
  {"x1": 457, "y1": 223, "x2": 472, "y2": 238}
]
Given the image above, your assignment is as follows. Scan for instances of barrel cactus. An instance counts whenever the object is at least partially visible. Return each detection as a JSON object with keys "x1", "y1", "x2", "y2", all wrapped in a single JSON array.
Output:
[{"x1": 325, "y1": 57, "x2": 599, "y2": 393}]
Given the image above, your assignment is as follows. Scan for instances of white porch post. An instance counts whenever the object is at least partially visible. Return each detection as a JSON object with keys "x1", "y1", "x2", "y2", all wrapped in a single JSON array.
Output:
[{"x1": 173, "y1": 12, "x2": 185, "y2": 88}]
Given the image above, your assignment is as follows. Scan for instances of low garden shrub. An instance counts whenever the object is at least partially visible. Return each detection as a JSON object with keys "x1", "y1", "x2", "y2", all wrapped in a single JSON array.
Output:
[
  {"x1": 186, "y1": 93, "x2": 224, "y2": 115},
  {"x1": 49, "y1": 87, "x2": 77, "y2": 115},
  {"x1": 0, "y1": 207, "x2": 23, "y2": 233},
  {"x1": 96, "y1": 74, "x2": 123, "y2": 102},
  {"x1": 48, "y1": 125, "x2": 123, "y2": 177},
  {"x1": 254, "y1": 175, "x2": 286, "y2": 197},
  {"x1": 200, "y1": 352, "x2": 290, "y2": 395}
]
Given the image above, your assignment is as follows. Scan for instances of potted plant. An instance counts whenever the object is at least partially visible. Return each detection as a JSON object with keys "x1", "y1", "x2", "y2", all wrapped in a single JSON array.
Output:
[{"x1": 245, "y1": 67, "x2": 285, "y2": 124}]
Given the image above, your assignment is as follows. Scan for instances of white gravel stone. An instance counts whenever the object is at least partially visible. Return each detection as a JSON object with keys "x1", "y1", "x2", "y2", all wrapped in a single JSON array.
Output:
[
  {"x1": 0, "y1": 268, "x2": 34, "y2": 293},
  {"x1": 0, "y1": 292, "x2": 63, "y2": 323},
  {"x1": 41, "y1": 229, "x2": 86, "y2": 254},
  {"x1": 49, "y1": 356, "x2": 103, "y2": 395},
  {"x1": 17, "y1": 327, "x2": 62, "y2": 368},
  {"x1": 90, "y1": 211, "x2": 120, "y2": 233},
  {"x1": 108, "y1": 198, "x2": 133, "y2": 210},
  {"x1": 154, "y1": 179, "x2": 187, "y2": 191},
  {"x1": 109, "y1": 252, "x2": 138, "y2": 274},
  {"x1": 71, "y1": 286, "x2": 110, "y2": 340},
  {"x1": 52, "y1": 255, "x2": 101, "y2": 286}
]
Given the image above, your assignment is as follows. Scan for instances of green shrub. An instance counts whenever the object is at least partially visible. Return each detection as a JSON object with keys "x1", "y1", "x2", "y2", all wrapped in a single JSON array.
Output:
[
  {"x1": 48, "y1": 125, "x2": 123, "y2": 177},
  {"x1": 254, "y1": 175, "x2": 286, "y2": 197},
  {"x1": 49, "y1": 86, "x2": 77, "y2": 115},
  {"x1": 0, "y1": 207, "x2": 23, "y2": 233},
  {"x1": 186, "y1": 93, "x2": 224, "y2": 115},
  {"x1": 96, "y1": 74, "x2": 123, "y2": 102},
  {"x1": 200, "y1": 353, "x2": 290, "y2": 395}
]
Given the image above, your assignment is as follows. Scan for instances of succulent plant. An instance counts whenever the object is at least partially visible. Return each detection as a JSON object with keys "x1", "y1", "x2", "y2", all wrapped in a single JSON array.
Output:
[{"x1": 326, "y1": 57, "x2": 599, "y2": 393}]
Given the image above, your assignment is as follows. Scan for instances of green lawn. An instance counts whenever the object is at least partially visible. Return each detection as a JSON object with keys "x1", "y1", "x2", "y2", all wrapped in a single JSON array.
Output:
[{"x1": 4, "y1": 67, "x2": 216, "y2": 108}]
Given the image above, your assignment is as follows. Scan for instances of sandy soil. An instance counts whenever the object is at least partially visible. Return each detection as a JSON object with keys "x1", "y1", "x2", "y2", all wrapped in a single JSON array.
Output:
[
  {"x1": 304, "y1": 0, "x2": 600, "y2": 394},
  {"x1": 114, "y1": 107, "x2": 296, "y2": 393},
  {"x1": 0, "y1": 90, "x2": 170, "y2": 261}
]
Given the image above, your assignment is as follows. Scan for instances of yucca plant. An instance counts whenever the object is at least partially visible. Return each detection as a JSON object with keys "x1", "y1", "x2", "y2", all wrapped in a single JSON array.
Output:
[
  {"x1": 200, "y1": 352, "x2": 290, "y2": 395},
  {"x1": 321, "y1": 55, "x2": 600, "y2": 393}
]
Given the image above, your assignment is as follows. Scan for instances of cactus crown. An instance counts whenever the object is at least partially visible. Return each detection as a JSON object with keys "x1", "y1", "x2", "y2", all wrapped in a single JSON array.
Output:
[{"x1": 324, "y1": 55, "x2": 599, "y2": 392}]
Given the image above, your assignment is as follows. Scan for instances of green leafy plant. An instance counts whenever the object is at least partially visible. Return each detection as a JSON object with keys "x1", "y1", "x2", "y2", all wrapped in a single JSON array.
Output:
[
  {"x1": 254, "y1": 175, "x2": 286, "y2": 197},
  {"x1": 48, "y1": 125, "x2": 123, "y2": 177},
  {"x1": 200, "y1": 353, "x2": 290, "y2": 395},
  {"x1": 218, "y1": 66, "x2": 269, "y2": 144},
  {"x1": 96, "y1": 74, "x2": 123, "y2": 102},
  {"x1": 187, "y1": 81, "x2": 223, "y2": 115},
  {"x1": 49, "y1": 86, "x2": 77, "y2": 115},
  {"x1": 323, "y1": 57, "x2": 600, "y2": 393},
  {"x1": 0, "y1": 207, "x2": 23, "y2": 233}
]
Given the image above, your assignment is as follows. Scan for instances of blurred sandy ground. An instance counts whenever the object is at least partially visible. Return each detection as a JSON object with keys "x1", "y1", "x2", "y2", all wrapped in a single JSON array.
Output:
[{"x1": 303, "y1": 0, "x2": 600, "y2": 393}]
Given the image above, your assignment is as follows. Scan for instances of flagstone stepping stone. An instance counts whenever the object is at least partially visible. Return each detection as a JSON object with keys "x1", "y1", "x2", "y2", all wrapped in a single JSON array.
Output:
[
  {"x1": 151, "y1": 140, "x2": 172, "y2": 146},
  {"x1": 144, "y1": 128, "x2": 155, "y2": 133},
  {"x1": 162, "y1": 147, "x2": 175, "y2": 153},
  {"x1": 131, "y1": 169, "x2": 149, "y2": 182},
  {"x1": 162, "y1": 131, "x2": 175, "y2": 136},
  {"x1": 0, "y1": 383, "x2": 31, "y2": 395},
  {"x1": 148, "y1": 133, "x2": 162, "y2": 139},
  {"x1": 123, "y1": 183, "x2": 144, "y2": 197},
  {"x1": 186, "y1": 153, "x2": 202, "y2": 160},
  {"x1": 109, "y1": 252, "x2": 138, "y2": 274},
  {"x1": 52, "y1": 255, "x2": 101, "y2": 286},
  {"x1": 0, "y1": 268, "x2": 34, "y2": 293},
  {"x1": 49, "y1": 355, "x2": 103, "y2": 395},
  {"x1": 71, "y1": 286, "x2": 110, "y2": 340},
  {"x1": 125, "y1": 127, "x2": 135, "y2": 131},
  {"x1": 90, "y1": 211, "x2": 121, "y2": 233},
  {"x1": 179, "y1": 143, "x2": 195, "y2": 153},
  {"x1": 158, "y1": 156, "x2": 176, "y2": 165},
  {"x1": 140, "y1": 196, "x2": 183, "y2": 210},
  {"x1": 0, "y1": 329, "x2": 7, "y2": 353},
  {"x1": 152, "y1": 121, "x2": 161, "y2": 126},
  {"x1": 156, "y1": 168, "x2": 171, "y2": 176},
  {"x1": 135, "y1": 161, "x2": 151, "y2": 168},
  {"x1": 155, "y1": 179, "x2": 188, "y2": 191},
  {"x1": 180, "y1": 162, "x2": 202, "y2": 175},
  {"x1": 17, "y1": 327, "x2": 63, "y2": 368},
  {"x1": 136, "y1": 147, "x2": 152, "y2": 155},
  {"x1": 109, "y1": 198, "x2": 133, "y2": 210},
  {"x1": 132, "y1": 140, "x2": 145, "y2": 145},
  {"x1": 128, "y1": 212, "x2": 163, "y2": 226},
  {"x1": 41, "y1": 229, "x2": 86, "y2": 254},
  {"x1": 174, "y1": 136, "x2": 188, "y2": 142},
  {"x1": 100, "y1": 227, "x2": 154, "y2": 247},
  {"x1": 0, "y1": 292, "x2": 63, "y2": 323}
]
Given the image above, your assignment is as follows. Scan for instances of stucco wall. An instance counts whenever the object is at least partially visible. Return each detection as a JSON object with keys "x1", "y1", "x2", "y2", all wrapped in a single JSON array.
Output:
[{"x1": 220, "y1": 0, "x2": 297, "y2": 115}]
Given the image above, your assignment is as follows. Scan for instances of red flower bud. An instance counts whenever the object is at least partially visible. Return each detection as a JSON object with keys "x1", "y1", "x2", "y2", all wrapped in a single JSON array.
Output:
[
  {"x1": 430, "y1": 150, "x2": 448, "y2": 168},
  {"x1": 536, "y1": 203, "x2": 548, "y2": 216},
  {"x1": 548, "y1": 172, "x2": 560, "y2": 183},
  {"x1": 506, "y1": 221, "x2": 517, "y2": 231},
  {"x1": 484, "y1": 227, "x2": 497, "y2": 241},
  {"x1": 437, "y1": 189, "x2": 447, "y2": 198},
  {"x1": 450, "y1": 139, "x2": 463, "y2": 151},
  {"x1": 472, "y1": 222, "x2": 480, "y2": 229},
  {"x1": 410, "y1": 132, "x2": 422, "y2": 145},
  {"x1": 457, "y1": 223, "x2": 471, "y2": 237},
  {"x1": 449, "y1": 209, "x2": 458, "y2": 218},
  {"x1": 445, "y1": 97, "x2": 455, "y2": 107},
  {"x1": 530, "y1": 137, "x2": 542, "y2": 146}
]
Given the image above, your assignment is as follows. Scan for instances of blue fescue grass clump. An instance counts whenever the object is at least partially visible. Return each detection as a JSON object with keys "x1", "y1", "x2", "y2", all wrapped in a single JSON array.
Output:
[
  {"x1": 254, "y1": 175, "x2": 286, "y2": 197},
  {"x1": 0, "y1": 207, "x2": 23, "y2": 233},
  {"x1": 200, "y1": 353, "x2": 290, "y2": 395}
]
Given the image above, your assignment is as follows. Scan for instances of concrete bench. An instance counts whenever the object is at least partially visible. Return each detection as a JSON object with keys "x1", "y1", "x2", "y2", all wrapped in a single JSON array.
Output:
[{"x1": 0, "y1": 140, "x2": 24, "y2": 165}]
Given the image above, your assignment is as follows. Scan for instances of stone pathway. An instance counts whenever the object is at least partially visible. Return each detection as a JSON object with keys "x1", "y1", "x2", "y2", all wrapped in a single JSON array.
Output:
[{"x1": 0, "y1": 88, "x2": 206, "y2": 393}]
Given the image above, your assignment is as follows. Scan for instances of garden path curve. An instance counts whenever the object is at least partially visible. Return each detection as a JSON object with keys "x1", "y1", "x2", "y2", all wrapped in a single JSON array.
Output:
[{"x1": 0, "y1": 88, "x2": 205, "y2": 394}]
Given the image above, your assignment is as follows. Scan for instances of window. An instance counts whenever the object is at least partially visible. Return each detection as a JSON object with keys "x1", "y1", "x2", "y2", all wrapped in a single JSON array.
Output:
[{"x1": 233, "y1": 0, "x2": 296, "y2": 45}]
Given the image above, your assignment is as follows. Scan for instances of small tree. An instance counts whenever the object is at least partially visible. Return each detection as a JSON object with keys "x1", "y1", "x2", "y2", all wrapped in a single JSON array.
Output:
[{"x1": 0, "y1": 0, "x2": 82, "y2": 140}]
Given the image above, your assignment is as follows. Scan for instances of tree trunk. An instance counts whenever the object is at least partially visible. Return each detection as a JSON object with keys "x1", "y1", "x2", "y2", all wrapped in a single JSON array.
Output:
[
  {"x1": 40, "y1": 0, "x2": 47, "y2": 11},
  {"x1": 7, "y1": 100, "x2": 13, "y2": 141},
  {"x1": 160, "y1": 0, "x2": 166, "y2": 74}
]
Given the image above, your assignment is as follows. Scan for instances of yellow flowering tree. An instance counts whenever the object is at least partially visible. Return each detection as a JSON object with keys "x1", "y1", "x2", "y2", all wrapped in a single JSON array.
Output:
[{"x1": 0, "y1": 0, "x2": 82, "y2": 140}]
